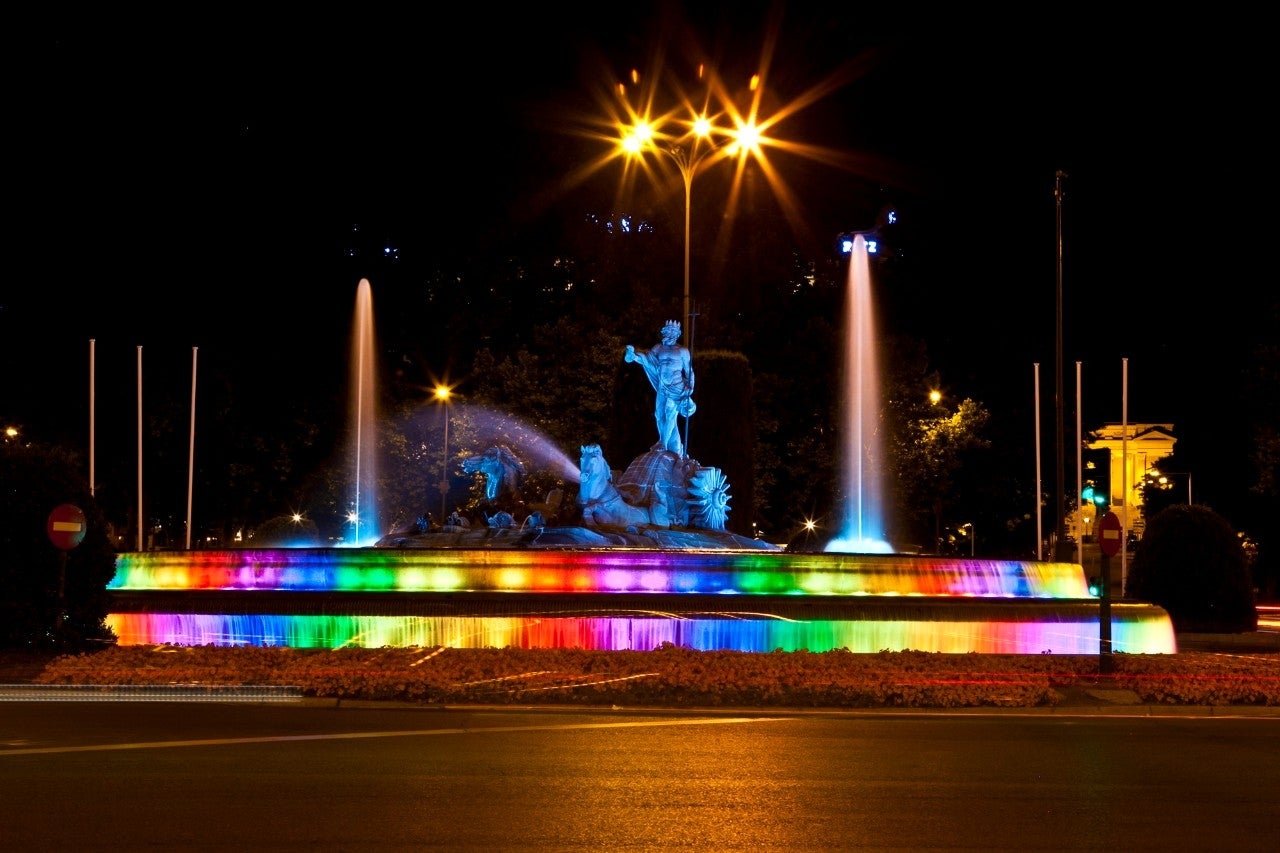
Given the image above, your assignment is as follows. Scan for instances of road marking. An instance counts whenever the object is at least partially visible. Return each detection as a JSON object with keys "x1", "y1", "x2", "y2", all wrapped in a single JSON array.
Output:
[{"x1": 0, "y1": 716, "x2": 792, "y2": 756}]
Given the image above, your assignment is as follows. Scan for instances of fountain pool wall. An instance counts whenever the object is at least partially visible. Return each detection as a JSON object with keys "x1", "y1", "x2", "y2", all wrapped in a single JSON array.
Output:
[{"x1": 106, "y1": 548, "x2": 1177, "y2": 655}]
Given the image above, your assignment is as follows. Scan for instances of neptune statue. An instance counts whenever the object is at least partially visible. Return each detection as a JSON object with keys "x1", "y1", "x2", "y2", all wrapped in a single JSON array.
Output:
[{"x1": 625, "y1": 319, "x2": 695, "y2": 457}]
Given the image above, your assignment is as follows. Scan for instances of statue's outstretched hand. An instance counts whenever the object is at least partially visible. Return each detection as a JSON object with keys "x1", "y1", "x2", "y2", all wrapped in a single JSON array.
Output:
[{"x1": 624, "y1": 345, "x2": 636, "y2": 362}]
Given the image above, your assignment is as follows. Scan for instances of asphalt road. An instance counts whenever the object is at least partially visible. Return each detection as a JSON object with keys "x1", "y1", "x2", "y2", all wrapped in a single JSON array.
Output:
[{"x1": 2, "y1": 702, "x2": 1277, "y2": 851}]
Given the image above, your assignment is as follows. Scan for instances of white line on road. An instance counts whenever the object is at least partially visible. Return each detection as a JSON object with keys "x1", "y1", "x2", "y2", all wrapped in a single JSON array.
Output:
[{"x1": 0, "y1": 715, "x2": 793, "y2": 756}]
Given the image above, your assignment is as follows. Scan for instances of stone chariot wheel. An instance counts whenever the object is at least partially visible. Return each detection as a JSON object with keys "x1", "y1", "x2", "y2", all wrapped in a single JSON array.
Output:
[{"x1": 688, "y1": 467, "x2": 731, "y2": 531}]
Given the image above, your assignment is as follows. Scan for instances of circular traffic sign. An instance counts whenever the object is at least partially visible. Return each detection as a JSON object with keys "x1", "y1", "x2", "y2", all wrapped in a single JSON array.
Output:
[
  {"x1": 1097, "y1": 511, "x2": 1123, "y2": 557},
  {"x1": 47, "y1": 503, "x2": 87, "y2": 550}
]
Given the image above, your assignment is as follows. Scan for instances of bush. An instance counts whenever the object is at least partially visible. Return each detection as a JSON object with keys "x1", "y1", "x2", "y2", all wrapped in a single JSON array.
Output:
[
  {"x1": 0, "y1": 439, "x2": 118, "y2": 651},
  {"x1": 1127, "y1": 504, "x2": 1257, "y2": 632}
]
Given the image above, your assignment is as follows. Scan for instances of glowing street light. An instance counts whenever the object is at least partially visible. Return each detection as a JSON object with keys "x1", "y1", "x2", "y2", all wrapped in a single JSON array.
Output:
[
  {"x1": 621, "y1": 111, "x2": 730, "y2": 353},
  {"x1": 1147, "y1": 468, "x2": 1193, "y2": 504}
]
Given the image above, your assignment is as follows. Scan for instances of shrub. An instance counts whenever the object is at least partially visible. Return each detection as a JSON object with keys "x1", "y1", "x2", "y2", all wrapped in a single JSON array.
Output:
[
  {"x1": 0, "y1": 439, "x2": 118, "y2": 651},
  {"x1": 1127, "y1": 504, "x2": 1257, "y2": 633}
]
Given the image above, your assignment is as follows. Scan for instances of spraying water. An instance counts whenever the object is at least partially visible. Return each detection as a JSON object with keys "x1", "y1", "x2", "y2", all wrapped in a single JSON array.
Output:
[
  {"x1": 826, "y1": 235, "x2": 894, "y2": 554},
  {"x1": 349, "y1": 278, "x2": 379, "y2": 546}
]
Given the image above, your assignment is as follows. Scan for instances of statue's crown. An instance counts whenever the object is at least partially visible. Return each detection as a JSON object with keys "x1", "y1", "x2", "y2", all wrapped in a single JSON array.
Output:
[{"x1": 662, "y1": 319, "x2": 681, "y2": 335}]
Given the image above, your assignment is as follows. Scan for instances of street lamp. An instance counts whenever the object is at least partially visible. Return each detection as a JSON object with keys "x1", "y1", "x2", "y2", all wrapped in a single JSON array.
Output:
[
  {"x1": 434, "y1": 384, "x2": 452, "y2": 520},
  {"x1": 622, "y1": 110, "x2": 757, "y2": 455},
  {"x1": 1150, "y1": 469, "x2": 1193, "y2": 504},
  {"x1": 622, "y1": 115, "x2": 724, "y2": 352},
  {"x1": 1053, "y1": 170, "x2": 1067, "y2": 559}
]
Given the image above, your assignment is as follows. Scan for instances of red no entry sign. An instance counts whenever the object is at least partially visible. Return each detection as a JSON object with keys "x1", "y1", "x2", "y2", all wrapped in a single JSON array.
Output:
[
  {"x1": 47, "y1": 503, "x2": 87, "y2": 550},
  {"x1": 1098, "y1": 511, "x2": 1122, "y2": 557}
]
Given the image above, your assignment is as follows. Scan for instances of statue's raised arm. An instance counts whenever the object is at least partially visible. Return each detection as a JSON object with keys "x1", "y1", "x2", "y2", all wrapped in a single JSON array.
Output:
[{"x1": 624, "y1": 319, "x2": 696, "y2": 456}]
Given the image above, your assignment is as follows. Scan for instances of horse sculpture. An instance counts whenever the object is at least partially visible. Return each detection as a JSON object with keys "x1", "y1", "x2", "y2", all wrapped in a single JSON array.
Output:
[
  {"x1": 577, "y1": 443, "x2": 733, "y2": 531},
  {"x1": 577, "y1": 444, "x2": 659, "y2": 527},
  {"x1": 461, "y1": 445, "x2": 526, "y2": 501}
]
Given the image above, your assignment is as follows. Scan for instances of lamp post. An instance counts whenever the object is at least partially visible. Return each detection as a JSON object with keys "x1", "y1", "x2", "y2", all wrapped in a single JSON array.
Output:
[
  {"x1": 434, "y1": 384, "x2": 451, "y2": 520},
  {"x1": 664, "y1": 136, "x2": 719, "y2": 354},
  {"x1": 1053, "y1": 170, "x2": 1067, "y2": 559},
  {"x1": 622, "y1": 120, "x2": 722, "y2": 344},
  {"x1": 623, "y1": 115, "x2": 741, "y2": 456},
  {"x1": 961, "y1": 522, "x2": 975, "y2": 557},
  {"x1": 1153, "y1": 470, "x2": 1193, "y2": 504}
]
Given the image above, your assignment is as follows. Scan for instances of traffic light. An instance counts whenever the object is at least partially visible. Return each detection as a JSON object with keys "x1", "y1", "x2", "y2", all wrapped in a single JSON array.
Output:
[
  {"x1": 1088, "y1": 575, "x2": 1103, "y2": 597},
  {"x1": 1083, "y1": 448, "x2": 1111, "y2": 509}
]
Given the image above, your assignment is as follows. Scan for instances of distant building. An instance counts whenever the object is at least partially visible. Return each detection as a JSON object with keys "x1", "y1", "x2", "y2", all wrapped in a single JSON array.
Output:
[{"x1": 1077, "y1": 423, "x2": 1176, "y2": 543}]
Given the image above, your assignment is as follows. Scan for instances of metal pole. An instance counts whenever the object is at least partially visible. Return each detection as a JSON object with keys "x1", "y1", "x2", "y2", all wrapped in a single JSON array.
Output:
[
  {"x1": 1076, "y1": 361, "x2": 1083, "y2": 567},
  {"x1": 89, "y1": 339, "x2": 95, "y2": 497},
  {"x1": 186, "y1": 347, "x2": 197, "y2": 550},
  {"x1": 1054, "y1": 171, "x2": 1067, "y2": 559},
  {"x1": 682, "y1": 158, "x2": 692, "y2": 352},
  {"x1": 137, "y1": 345, "x2": 143, "y2": 552},
  {"x1": 1121, "y1": 358, "x2": 1129, "y2": 591},
  {"x1": 1033, "y1": 363, "x2": 1043, "y2": 559},
  {"x1": 682, "y1": 157, "x2": 693, "y2": 458}
]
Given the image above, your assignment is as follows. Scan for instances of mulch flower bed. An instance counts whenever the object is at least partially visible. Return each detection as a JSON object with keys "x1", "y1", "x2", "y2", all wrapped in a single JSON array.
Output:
[{"x1": 8, "y1": 644, "x2": 1279, "y2": 708}]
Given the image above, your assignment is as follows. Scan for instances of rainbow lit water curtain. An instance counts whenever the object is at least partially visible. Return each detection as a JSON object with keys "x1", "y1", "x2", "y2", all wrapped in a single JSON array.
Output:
[
  {"x1": 106, "y1": 548, "x2": 1178, "y2": 654},
  {"x1": 828, "y1": 234, "x2": 892, "y2": 553}
]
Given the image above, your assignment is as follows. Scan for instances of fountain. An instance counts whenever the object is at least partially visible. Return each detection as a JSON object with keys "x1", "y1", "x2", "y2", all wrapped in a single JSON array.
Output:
[
  {"x1": 102, "y1": 272, "x2": 1178, "y2": 655},
  {"x1": 348, "y1": 278, "x2": 380, "y2": 546},
  {"x1": 827, "y1": 235, "x2": 893, "y2": 554}
]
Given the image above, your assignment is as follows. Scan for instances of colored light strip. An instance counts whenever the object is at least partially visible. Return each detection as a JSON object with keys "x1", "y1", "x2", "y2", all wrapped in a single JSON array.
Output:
[
  {"x1": 105, "y1": 611, "x2": 1177, "y2": 655},
  {"x1": 110, "y1": 549, "x2": 1090, "y2": 598},
  {"x1": 106, "y1": 549, "x2": 1178, "y2": 655}
]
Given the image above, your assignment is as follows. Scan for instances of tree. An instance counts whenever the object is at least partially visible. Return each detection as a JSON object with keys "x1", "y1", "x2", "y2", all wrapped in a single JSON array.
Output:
[
  {"x1": 890, "y1": 396, "x2": 992, "y2": 550},
  {"x1": 1126, "y1": 503, "x2": 1257, "y2": 633},
  {"x1": 0, "y1": 437, "x2": 117, "y2": 650}
]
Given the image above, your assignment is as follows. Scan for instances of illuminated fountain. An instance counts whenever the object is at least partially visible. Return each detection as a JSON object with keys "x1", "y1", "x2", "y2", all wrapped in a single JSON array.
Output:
[
  {"x1": 103, "y1": 273, "x2": 1178, "y2": 654},
  {"x1": 348, "y1": 278, "x2": 380, "y2": 546},
  {"x1": 826, "y1": 235, "x2": 893, "y2": 554}
]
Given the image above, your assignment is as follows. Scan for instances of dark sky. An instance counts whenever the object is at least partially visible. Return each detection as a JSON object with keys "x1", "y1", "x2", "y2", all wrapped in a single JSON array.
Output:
[{"x1": 5, "y1": 5, "x2": 1272, "y2": 521}]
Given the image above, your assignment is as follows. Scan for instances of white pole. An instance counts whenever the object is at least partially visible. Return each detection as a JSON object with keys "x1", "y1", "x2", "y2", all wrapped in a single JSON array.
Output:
[
  {"x1": 1120, "y1": 357, "x2": 1129, "y2": 591},
  {"x1": 1076, "y1": 361, "x2": 1083, "y2": 566},
  {"x1": 137, "y1": 345, "x2": 143, "y2": 551},
  {"x1": 89, "y1": 339, "x2": 95, "y2": 497},
  {"x1": 1034, "y1": 363, "x2": 1043, "y2": 560},
  {"x1": 186, "y1": 347, "x2": 197, "y2": 550}
]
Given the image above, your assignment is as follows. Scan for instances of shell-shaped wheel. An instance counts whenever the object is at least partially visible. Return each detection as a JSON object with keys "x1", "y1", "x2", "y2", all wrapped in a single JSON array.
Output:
[{"x1": 688, "y1": 467, "x2": 731, "y2": 531}]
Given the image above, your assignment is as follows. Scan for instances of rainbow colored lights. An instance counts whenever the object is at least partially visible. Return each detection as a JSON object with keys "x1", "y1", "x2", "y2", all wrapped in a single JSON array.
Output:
[
  {"x1": 106, "y1": 548, "x2": 1178, "y2": 655},
  {"x1": 111, "y1": 548, "x2": 1091, "y2": 597}
]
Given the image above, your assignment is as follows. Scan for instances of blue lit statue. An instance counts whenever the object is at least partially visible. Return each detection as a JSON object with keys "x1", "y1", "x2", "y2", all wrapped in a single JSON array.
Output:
[
  {"x1": 624, "y1": 319, "x2": 695, "y2": 456},
  {"x1": 461, "y1": 445, "x2": 526, "y2": 501}
]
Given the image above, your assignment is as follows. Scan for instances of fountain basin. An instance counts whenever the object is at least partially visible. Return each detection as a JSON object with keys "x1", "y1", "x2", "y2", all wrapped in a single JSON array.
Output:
[{"x1": 106, "y1": 548, "x2": 1177, "y2": 654}]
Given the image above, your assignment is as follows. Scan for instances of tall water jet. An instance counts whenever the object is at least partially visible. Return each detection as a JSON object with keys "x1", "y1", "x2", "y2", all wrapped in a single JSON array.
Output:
[
  {"x1": 827, "y1": 235, "x2": 893, "y2": 554},
  {"x1": 349, "y1": 278, "x2": 379, "y2": 546}
]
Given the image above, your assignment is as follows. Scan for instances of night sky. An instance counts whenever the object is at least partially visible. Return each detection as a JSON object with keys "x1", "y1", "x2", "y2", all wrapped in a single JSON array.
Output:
[{"x1": 5, "y1": 6, "x2": 1272, "y2": 530}]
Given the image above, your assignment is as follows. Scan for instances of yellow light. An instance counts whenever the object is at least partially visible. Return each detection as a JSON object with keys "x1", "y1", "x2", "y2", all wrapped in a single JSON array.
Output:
[
  {"x1": 434, "y1": 385, "x2": 451, "y2": 402},
  {"x1": 728, "y1": 120, "x2": 762, "y2": 156}
]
